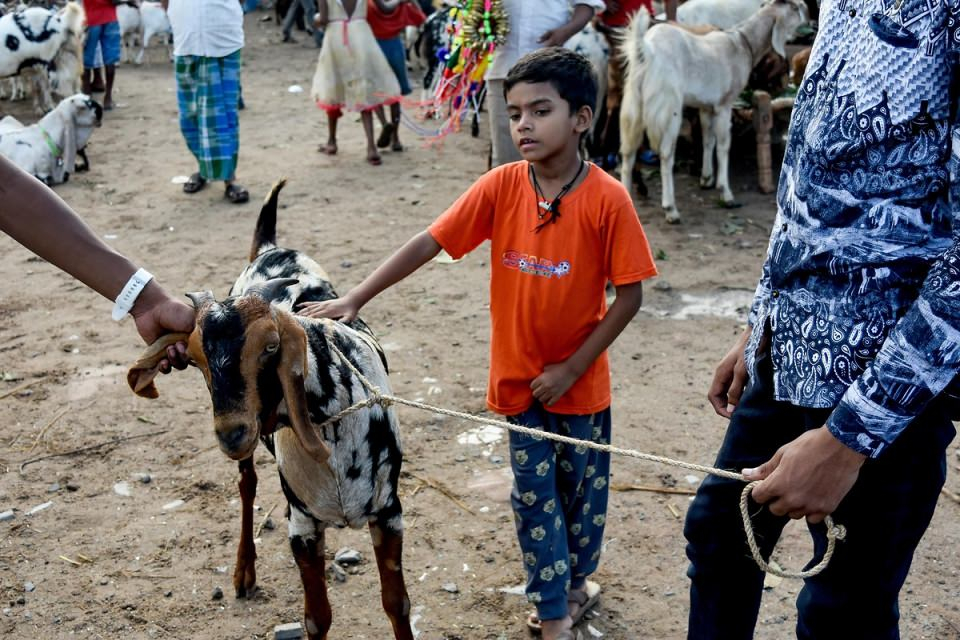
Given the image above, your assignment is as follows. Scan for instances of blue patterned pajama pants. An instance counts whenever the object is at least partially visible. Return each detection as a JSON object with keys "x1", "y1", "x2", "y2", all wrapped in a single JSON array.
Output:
[{"x1": 507, "y1": 403, "x2": 612, "y2": 622}]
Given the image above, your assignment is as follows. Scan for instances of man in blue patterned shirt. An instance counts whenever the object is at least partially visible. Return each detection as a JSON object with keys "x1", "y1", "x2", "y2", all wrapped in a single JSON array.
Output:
[{"x1": 683, "y1": 0, "x2": 960, "y2": 637}]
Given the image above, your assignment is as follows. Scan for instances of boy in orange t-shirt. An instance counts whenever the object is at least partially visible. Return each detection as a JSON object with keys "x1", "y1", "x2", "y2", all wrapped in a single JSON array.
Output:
[{"x1": 300, "y1": 47, "x2": 657, "y2": 640}]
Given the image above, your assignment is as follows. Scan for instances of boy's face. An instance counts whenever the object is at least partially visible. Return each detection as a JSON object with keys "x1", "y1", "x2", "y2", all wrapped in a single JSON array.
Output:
[{"x1": 505, "y1": 81, "x2": 591, "y2": 163}]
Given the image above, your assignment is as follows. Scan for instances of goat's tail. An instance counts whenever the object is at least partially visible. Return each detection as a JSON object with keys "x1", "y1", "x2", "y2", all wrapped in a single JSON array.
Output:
[
  {"x1": 619, "y1": 10, "x2": 651, "y2": 157},
  {"x1": 250, "y1": 178, "x2": 286, "y2": 262},
  {"x1": 60, "y1": 2, "x2": 86, "y2": 37}
]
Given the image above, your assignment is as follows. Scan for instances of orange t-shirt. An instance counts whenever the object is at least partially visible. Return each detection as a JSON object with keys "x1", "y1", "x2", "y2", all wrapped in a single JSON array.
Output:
[{"x1": 428, "y1": 161, "x2": 658, "y2": 416}]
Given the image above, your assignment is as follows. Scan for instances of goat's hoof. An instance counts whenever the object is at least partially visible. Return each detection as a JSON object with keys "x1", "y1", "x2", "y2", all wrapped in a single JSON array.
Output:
[
  {"x1": 234, "y1": 568, "x2": 257, "y2": 599},
  {"x1": 664, "y1": 207, "x2": 682, "y2": 224}
]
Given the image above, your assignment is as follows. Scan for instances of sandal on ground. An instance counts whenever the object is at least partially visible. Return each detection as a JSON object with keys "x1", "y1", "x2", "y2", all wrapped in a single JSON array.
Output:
[
  {"x1": 182, "y1": 172, "x2": 207, "y2": 194},
  {"x1": 391, "y1": 141, "x2": 404, "y2": 152},
  {"x1": 527, "y1": 581, "x2": 602, "y2": 633},
  {"x1": 318, "y1": 143, "x2": 337, "y2": 155},
  {"x1": 224, "y1": 183, "x2": 249, "y2": 204},
  {"x1": 366, "y1": 153, "x2": 382, "y2": 166},
  {"x1": 376, "y1": 122, "x2": 395, "y2": 149}
]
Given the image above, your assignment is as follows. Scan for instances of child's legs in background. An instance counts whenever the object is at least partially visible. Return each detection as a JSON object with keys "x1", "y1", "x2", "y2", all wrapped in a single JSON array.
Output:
[{"x1": 508, "y1": 403, "x2": 612, "y2": 622}]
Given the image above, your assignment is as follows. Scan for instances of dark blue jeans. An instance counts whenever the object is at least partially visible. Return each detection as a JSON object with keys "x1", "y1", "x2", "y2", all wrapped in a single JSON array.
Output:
[{"x1": 684, "y1": 352, "x2": 955, "y2": 640}]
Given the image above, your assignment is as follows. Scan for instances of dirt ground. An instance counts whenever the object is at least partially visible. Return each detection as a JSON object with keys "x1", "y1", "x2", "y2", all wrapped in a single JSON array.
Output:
[{"x1": 1, "y1": 13, "x2": 959, "y2": 640}]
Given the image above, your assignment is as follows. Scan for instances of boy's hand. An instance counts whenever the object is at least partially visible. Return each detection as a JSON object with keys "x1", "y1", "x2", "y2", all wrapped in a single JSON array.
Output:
[
  {"x1": 743, "y1": 426, "x2": 866, "y2": 523},
  {"x1": 531, "y1": 362, "x2": 580, "y2": 406},
  {"x1": 297, "y1": 295, "x2": 360, "y2": 322},
  {"x1": 707, "y1": 327, "x2": 752, "y2": 418},
  {"x1": 130, "y1": 287, "x2": 195, "y2": 373}
]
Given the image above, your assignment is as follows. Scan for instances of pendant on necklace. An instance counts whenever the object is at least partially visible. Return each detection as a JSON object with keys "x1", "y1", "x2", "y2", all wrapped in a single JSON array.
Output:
[{"x1": 537, "y1": 200, "x2": 551, "y2": 220}]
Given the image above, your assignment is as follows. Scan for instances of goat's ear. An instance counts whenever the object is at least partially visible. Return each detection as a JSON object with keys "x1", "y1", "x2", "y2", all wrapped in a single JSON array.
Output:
[
  {"x1": 127, "y1": 332, "x2": 193, "y2": 398},
  {"x1": 58, "y1": 111, "x2": 76, "y2": 182},
  {"x1": 276, "y1": 312, "x2": 331, "y2": 464},
  {"x1": 771, "y1": 14, "x2": 790, "y2": 58}
]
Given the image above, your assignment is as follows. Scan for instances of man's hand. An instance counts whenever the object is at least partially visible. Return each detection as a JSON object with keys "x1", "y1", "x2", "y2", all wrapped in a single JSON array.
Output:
[
  {"x1": 538, "y1": 26, "x2": 572, "y2": 47},
  {"x1": 531, "y1": 362, "x2": 580, "y2": 406},
  {"x1": 708, "y1": 327, "x2": 752, "y2": 418},
  {"x1": 744, "y1": 426, "x2": 867, "y2": 523},
  {"x1": 297, "y1": 294, "x2": 360, "y2": 322},
  {"x1": 131, "y1": 285, "x2": 195, "y2": 373}
]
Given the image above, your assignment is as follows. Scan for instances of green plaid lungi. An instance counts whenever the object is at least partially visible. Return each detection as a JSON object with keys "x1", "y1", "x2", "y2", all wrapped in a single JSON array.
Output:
[{"x1": 175, "y1": 50, "x2": 242, "y2": 181}]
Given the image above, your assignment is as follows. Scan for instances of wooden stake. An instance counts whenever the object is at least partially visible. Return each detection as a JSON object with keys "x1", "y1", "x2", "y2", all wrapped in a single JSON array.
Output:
[{"x1": 611, "y1": 483, "x2": 696, "y2": 496}]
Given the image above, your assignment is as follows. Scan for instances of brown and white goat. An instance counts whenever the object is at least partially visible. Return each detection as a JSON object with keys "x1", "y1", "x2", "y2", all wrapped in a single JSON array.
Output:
[
  {"x1": 619, "y1": 0, "x2": 808, "y2": 222},
  {"x1": 128, "y1": 182, "x2": 413, "y2": 640}
]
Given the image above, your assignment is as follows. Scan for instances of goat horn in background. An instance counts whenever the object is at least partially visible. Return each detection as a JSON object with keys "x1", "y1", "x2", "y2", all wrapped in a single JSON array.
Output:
[
  {"x1": 186, "y1": 290, "x2": 216, "y2": 310},
  {"x1": 247, "y1": 277, "x2": 299, "y2": 303}
]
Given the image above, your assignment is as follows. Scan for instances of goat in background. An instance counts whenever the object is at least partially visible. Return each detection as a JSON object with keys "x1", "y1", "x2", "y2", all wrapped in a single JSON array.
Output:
[
  {"x1": 128, "y1": 182, "x2": 414, "y2": 640},
  {"x1": 619, "y1": 0, "x2": 808, "y2": 223}
]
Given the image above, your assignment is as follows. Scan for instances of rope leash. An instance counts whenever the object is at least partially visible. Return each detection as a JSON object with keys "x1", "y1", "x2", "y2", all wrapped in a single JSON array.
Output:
[{"x1": 317, "y1": 324, "x2": 847, "y2": 580}]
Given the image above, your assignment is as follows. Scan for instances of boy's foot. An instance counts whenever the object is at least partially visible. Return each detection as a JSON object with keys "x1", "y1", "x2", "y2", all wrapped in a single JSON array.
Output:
[
  {"x1": 527, "y1": 581, "x2": 601, "y2": 633},
  {"x1": 376, "y1": 122, "x2": 395, "y2": 149},
  {"x1": 366, "y1": 151, "x2": 382, "y2": 166},
  {"x1": 225, "y1": 183, "x2": 249, "y2": 204},
  {"x1": 183, "y1": 172, "x2": 207, "y2": 194},
  {"x1": 318, "y1": 142, "x2": 337, "y2": 155},
  {"x1": 103, "y1": 99, "x2": 115, "y2": 111}
]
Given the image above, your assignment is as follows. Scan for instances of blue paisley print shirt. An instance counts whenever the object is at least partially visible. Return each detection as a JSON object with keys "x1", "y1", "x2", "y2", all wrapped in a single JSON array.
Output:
[{"x1": 745, "y1": 0, "x2": 960, "y2": 457}]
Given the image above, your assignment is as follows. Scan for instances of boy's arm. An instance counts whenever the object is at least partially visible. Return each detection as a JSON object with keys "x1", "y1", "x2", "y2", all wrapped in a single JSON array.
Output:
[
  {"x1": 297, "y1": 230, "x2": 442, "y2": 321},
  {"x1": 531, "y1": 281, "x2": 644, "y2": 406}
]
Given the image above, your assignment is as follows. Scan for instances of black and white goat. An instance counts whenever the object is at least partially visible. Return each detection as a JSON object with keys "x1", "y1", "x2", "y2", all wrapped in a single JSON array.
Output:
[
  {"x1": 619, "y1": 0, "x2": 808, "y2": 222},
  {"x1": 128, "y1": 182, "x2": 414, "y2": 640},
  {"x1": 0, "y1": 1, "x2": 84, "y2": 113},
  {"x1": 0, "y1": 93, "x2": 101, "y2": 184}
]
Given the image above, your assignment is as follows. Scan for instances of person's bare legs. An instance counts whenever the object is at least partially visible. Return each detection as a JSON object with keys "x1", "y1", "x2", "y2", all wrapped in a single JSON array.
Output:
[
  {"x1": 389, "y1": 102, "x2": 402, "y2": 151},
  {"x1": 320, "y1": 110, "x2": 339, "y2": 154},
  {"x1": 361, "y1": 110, "x2": 381, "y2": 165},
  {"x1": 103, "y1": 64, "x2": 116, "y2": 110}
]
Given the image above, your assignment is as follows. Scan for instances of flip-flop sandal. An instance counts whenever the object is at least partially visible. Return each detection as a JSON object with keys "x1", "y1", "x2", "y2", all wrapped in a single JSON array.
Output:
[
  {"x1": 183, "y1": 172, "x2": 207, "y2": 194},
  {"x1": 318, "y1": 143, "x2": 338, "y2": 155},
  {"x1": 376, "y1": 122, "x2": 395, "y2": 149},
  {"x1": 391, "y1": 141, "x2": 404, "y2": 152},
  {"x1": 225, "y1": 183, "x2": 249, "y2": 204},
  {"x1": 568, "y1": 580, "x2": 601, "y2": 626},
  {"x1": 527, "y1": 581, "x2": 601, "y2": 633},
  {"x1": 366, "y1": 154, "x2": 382, "y2": 166}
]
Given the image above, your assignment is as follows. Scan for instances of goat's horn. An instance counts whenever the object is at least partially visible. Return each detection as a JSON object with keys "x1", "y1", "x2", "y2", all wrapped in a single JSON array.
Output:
[
  {"x1": 247, "y1": 277, "x2": 299, "y2": 303},
  {"x1": 186, "y1": 290, "x2": 215, "y2": 310}
]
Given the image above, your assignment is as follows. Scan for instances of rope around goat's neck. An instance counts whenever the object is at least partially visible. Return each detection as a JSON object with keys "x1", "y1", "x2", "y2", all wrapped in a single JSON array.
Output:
[{"x1": 316, "y1": 321, "x2": 847, "y2": 579}]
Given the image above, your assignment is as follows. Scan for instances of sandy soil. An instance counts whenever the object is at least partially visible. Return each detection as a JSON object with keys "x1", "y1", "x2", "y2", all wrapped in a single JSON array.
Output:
[{"x1": 1, "y1": 13, "x2": 958, "y2": 640}]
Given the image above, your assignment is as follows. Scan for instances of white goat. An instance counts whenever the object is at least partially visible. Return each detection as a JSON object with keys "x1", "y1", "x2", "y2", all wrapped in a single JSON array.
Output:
[
  {"x1": 0, "y1": 93, "x2": 102, "y2": 184},
  {"x1": 117, "y1": 1, "x2": 142, "y2": 64},
  {"x1": 0, "y1": 2, "x2": 84, "y2": 113},
  {"x1": 619, "y1": 0, "x2": 808, "y2": 223},
  {"x1": 676, "y1": 0, "x2": 763, "y2": 29},
  {"x1": 136, "y1": 2, "x2": 172, "y2": 64}
]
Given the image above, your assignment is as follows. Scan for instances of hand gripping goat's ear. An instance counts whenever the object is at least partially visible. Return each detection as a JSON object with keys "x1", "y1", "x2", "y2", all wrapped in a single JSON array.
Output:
[
  {"x1": 127, "y1": 332, "x2": 193, "y2": 398},
  {"x1": 276, "y1": 312, "x2": 332, "y2": 464}
]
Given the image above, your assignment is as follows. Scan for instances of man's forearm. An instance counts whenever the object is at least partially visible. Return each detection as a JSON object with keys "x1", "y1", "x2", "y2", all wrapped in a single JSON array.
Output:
[{"x1": 0, "y1": 157, "x2": 138, "y2": 302}]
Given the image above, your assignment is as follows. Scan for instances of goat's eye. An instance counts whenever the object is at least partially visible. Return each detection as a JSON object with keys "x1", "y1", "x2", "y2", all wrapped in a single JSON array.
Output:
[{"x1": 264, "y1": 343, "x2": 279, "y2": 355}]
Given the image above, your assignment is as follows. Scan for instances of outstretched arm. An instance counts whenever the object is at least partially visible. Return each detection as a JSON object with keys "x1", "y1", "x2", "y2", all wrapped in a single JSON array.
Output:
[
  {"x1": 298, "y1": 230, "x2": 442, "y2": 321},
  {"x1": 0, "y1": 155, "x2": 193, "y2": 366},
  {"x1": 531, "y1": 281, "x2": 644, "y2": 406}
]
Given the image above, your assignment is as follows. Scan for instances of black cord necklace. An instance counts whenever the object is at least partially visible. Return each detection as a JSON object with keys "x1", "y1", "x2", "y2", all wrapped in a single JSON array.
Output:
[{"x1": 530, "y1": 159, "x2": 586, "y2": 233}]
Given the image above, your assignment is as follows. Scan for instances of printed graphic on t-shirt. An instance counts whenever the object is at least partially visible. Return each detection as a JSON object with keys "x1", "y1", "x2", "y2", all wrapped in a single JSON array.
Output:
[{"x1": 502, "y1": 250, "x2": 571, "y2": 279}]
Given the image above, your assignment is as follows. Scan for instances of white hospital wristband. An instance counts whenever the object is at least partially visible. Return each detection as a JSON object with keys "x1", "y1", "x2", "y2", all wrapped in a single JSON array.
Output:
[{"x1": 112, "y1": 268, "x2": 154, "y2": 321}]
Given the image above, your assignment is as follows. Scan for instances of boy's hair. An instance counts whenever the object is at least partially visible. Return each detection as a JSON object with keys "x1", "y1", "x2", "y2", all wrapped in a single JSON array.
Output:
[{"x1": 503, "y1": 47, "x2": 597, "y2": 114}]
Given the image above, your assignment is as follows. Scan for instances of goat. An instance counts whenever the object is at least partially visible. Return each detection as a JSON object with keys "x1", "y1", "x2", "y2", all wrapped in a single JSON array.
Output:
[
  {"x1": 790, "y1": 45, "x2": 811, "y2": 87},
  {"x1": 0, "y1": 93, "x2": 102, "y2": 184},
  {"x1": 0, "y1": 1, "x2": 84, "y2": 113},
  {"x1": 118, "y1": 1, "x2": 171, "y2": 64},
  {"x1": 117, "y1": 1, "x2": 142, "y2": 64},
  {"x1": 619, "y1": 0, "x2": 808, "y2": 223},
  {"x1": 127, "y1": 181, "x2": 414, "y2": 640},
  {"x1": 675, "y1": 0, "x2": 763, "y2": 30}
]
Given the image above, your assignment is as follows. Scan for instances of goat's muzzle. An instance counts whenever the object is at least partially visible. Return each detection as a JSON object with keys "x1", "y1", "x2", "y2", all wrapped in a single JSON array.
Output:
[{"x1": 214, "y1": 414, "x2": 260, "y2": 460}]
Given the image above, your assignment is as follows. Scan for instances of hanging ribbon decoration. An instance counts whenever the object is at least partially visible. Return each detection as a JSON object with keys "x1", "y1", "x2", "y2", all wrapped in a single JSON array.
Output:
[{"x1": 423, "y1": 0, "x2": 509, "y2": 140}]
